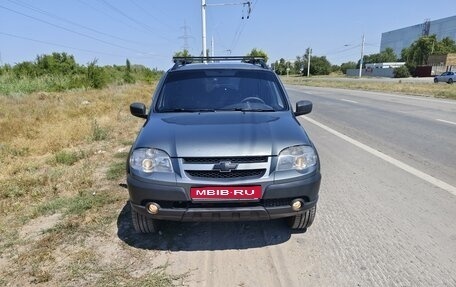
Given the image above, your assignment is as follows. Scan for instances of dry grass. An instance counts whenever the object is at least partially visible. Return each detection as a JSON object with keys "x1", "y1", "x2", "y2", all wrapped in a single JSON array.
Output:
[
  {"x1": 0, "y1": 83, "x2": 183, "y2": 286},
  {"x1": 281, "y1": 76, "x2": 456, "y2": 99}
]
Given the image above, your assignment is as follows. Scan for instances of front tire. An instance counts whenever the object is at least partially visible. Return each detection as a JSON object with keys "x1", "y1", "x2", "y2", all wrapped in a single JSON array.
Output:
[
  {"x1": 434, "y1": 77, "x2": 438, "y2": 83},
  {"x1": 287, "y1": 205, "x2": 316, "y2": 232},
  {"x1": 131, "y1": 205, "x2": 159, "y2": 233}
]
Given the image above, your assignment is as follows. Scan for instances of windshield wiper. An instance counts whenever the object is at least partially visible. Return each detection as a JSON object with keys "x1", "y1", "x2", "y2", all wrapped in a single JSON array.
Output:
[
  {"x1": 219, "y1": 108, "x2": 275, "y2": 112},
  {"x1": 245, "y1": 108, "x2": 276, "y2": 112},
  {"x1": 160, "y1": 108, "x2": 215, "y2": 113}
]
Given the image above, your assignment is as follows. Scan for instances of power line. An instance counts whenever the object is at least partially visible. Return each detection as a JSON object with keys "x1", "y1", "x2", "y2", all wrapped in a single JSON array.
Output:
[
  {"x1": 0, "y1": 4, "x2": 147, "y2": 54},
  {"x1": 76, "y1": 0, "x2": 150, "y2": 36},
  {"x1": 325, "y1": 44, "x2": 361, "y2": 56},
  {"x1": 130, "y1": 0, "x2": 175, "y2": 31},
  {"x1": 98, "y1": 0, "x2": 173, "y2": 43},
  {"x1": 0, "y1": 31, "x2": 124, "y2": 58},
  {"x1": 6, "y1": 0, "x2": 151, "y2": 47},
  {"x1": 229, "y1": 0, "x2": 257, "y2": 52}
]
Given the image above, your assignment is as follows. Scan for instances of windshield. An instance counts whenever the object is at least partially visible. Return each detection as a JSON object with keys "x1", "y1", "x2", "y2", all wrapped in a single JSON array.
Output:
[{"x1": 156, "y1": 69, "x2": 288, "y2": 112}]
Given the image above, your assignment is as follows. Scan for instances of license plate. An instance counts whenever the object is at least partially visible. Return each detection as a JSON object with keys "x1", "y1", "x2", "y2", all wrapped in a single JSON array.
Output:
[{"x1": 190, "y1": 186, "x2": 262, "y2": 200}]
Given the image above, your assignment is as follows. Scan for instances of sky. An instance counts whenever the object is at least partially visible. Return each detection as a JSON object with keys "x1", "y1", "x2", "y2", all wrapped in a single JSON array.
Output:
[{"x1": 1, "y1": 0, "x2": 455, "y2": 70}]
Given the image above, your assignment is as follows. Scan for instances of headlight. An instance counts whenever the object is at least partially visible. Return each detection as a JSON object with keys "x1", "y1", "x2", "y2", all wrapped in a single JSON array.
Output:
[
  {"x1": 277, "y1": 145, "x2": 317, "y2": 171},
  {"x1": 129, "y1": 148, "x2": 173, "y2": 173}
]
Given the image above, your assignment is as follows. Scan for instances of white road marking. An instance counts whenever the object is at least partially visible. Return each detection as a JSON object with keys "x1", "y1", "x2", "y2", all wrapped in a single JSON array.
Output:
[
  {"x1": 436, "y1": 119, "x2": 456, "y2": 126},
  {"x1": 301, "y1": 116, "x2": 456, "y2": 197},
  {"x1": 340, "y1": 99, "x2": 358, "y2": 104}
]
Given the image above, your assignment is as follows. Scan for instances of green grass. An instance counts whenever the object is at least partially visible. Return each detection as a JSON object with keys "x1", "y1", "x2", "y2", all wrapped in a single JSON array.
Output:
[
  {"x1": 55, "y1": 150, "x2": 85, "y2": 166},
  {"x1": 106, "y1": 162, "x2": 125, "y2": 180},
  {"x1": 114, "y1": 151, "x2": 129, "y2": 159},
  {"x1": 0, "y1": 144, "x2": 30, "y2": 158},
  {"x1": 33, "y1": 192, "x2": 117, "y2": 218}
]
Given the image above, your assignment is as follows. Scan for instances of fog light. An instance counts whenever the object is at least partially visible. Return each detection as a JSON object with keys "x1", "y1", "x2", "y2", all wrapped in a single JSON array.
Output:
[
  {"x1": 291, "y1": 199, "x2": 303, "y2": 211},
  {"x1": 147, "y1": 203, "x2": 160, "y2": 214}
]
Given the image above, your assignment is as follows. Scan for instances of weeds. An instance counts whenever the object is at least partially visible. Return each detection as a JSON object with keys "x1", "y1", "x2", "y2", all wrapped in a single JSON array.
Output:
[
  {"x1": 91, "y1": 120, "x2": 109, "y2": 141},
  {"x1": 96, "y1": 264, "x2": 186, "y2": 287},
  {"x1": 55, "y1": 150, "x2": 85, "y2": 165},
  {"x1": 0, "y1": 82, "x2": 157, "y2": 286},
  {"x1": 0, "y1": 144, "x2": 30, "y2": 159},
  {"x1": 33, "y1": 192, "x2": 117, "y2": 218},
  {"x1": 107, "y1": 162, "x2": 125, "y2": 180},
  {"x1": 30, "y1": 267, "x2": 52, "y2": 284}
]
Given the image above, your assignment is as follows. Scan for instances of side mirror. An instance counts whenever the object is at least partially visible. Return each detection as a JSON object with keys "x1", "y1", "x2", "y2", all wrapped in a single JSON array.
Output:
[
  {"x1": 130, "y1": 102, "x2": 148, "y2": 119},
  {"x1": 294, "y1": 100, "x2": 312, "y2": 116}
]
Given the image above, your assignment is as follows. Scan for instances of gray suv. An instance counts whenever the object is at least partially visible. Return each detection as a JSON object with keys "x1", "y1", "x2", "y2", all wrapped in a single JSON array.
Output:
[{"x1": 127, "y1": 56, "x2": 321, "y2": 233}]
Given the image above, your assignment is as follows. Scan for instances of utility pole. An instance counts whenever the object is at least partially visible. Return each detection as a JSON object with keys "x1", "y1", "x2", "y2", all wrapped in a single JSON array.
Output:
[
  {"x1": 359, "y1": 34, "x2": 365, "y2": 78},
  {"x1": 201, "y1": 0, "x2": 207, "y2": 59},
  {"x1": 201, "y1": 1, "x2": 251, "y2": 60},
  {"x1": 307, "y1": 47, "x2": 312, "y2": 77},
  {"x1": 211, "y1": 36, "x2": 215, "y2": 57}
]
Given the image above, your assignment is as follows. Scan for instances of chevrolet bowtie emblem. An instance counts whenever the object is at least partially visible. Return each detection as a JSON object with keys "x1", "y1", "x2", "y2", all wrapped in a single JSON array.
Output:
[{"x1": 213, "y1": 161, "x2": 238, "y2": 172}]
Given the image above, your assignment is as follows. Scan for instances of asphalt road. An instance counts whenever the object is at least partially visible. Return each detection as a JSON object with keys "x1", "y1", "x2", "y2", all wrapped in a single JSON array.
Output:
[
  {"x1": 122, "y1": 86, "x2": 456, "y2": 286},
  {"x1": 287, "y1": 85, "x2": 456, "y2": 187}
]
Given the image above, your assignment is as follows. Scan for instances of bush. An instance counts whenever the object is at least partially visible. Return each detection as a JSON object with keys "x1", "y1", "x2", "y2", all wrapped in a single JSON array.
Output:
[
  {"x1": 86, "y1": 60, "x2": 107, "y2": 89},
  {"x1": 394, "y1": 66, "x2": 411, "y2": 78}
]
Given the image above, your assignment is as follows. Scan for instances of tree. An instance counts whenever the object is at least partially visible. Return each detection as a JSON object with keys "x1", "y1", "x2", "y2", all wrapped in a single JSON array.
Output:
[
  {"x1": 303, "y1": 55, "x2": 331, "y2": 76},
  {"x1": 173, "y1": 49, "x2": 192, "y2": 58},
  {"x1": 293, "y1": 56, "x2": 303, "y2": 74},
  {"x1": 246, "y1": 48, "x2": 268, "y2": 63},
  {"x1": 86, "y1": 59, "x2": 107, "y2": 89},
  {"x1": 340, "y1": 61, "x2": 357, "y2": 74},
  {"x1": 13, "y1": 61, "x2": 37, "y2": 78},
  {"x1": 273, "y1": 58, "x2": 287, "y2": 75},
  {"x1": 400, "y1": 35, "x2": 437, "y2": 66},
  {"x1": 331, "y1": 65, "x2": 341, "y2": 73},
  {"x1": 123, "y1": 58, "x2": 135, "y2": 84},
  {"x1": 434, "y1": 37, "x2": 456, "y2": 54},
  {"x1": 361, "y1": 48, "x2": 398, "y2": 69},
  {"x1": 36, "y1": 52, "x2": 78, "y2": 75}
]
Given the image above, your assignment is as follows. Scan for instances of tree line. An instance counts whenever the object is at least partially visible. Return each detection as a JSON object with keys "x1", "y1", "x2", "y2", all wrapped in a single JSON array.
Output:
[{"x1": 247, "y1": 35, "x2": 456, "y2": 78}]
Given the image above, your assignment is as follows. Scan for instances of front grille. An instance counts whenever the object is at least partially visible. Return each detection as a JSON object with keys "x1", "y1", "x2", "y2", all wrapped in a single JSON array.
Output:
[
  {"x1": 186, "y1": 169, "x2": 265, "y2": 179},
  {"x1": 183, "y1": 156, "x2": 268, "y2": 164}
]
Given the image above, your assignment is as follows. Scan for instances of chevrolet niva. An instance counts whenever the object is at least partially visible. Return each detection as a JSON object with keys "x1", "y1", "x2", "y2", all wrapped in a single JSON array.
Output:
[{"x1": 127, "y1": 56, "x2": 321, "y2": 233}]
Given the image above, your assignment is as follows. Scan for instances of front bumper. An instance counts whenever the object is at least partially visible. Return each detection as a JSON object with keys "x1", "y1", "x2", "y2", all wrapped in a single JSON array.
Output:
[{"x1": 127, "y1": 172, "x2": 321, "y2": 222}]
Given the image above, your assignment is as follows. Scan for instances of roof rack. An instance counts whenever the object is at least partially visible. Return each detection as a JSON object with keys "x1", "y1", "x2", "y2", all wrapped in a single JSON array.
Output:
[{"x1": 172, "y1": 56, "x2": 268, "y2": 70}]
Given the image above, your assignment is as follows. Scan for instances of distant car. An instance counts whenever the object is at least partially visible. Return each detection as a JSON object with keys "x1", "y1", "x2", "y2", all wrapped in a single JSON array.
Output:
[{"x1": 434, "y1": 71, "x2": 456, "y2": 84}]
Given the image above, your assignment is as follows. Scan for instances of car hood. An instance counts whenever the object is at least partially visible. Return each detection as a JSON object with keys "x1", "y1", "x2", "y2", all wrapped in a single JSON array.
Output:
[{"x1": 134, "y1": 112, "x2": 311, "y2": 157}]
